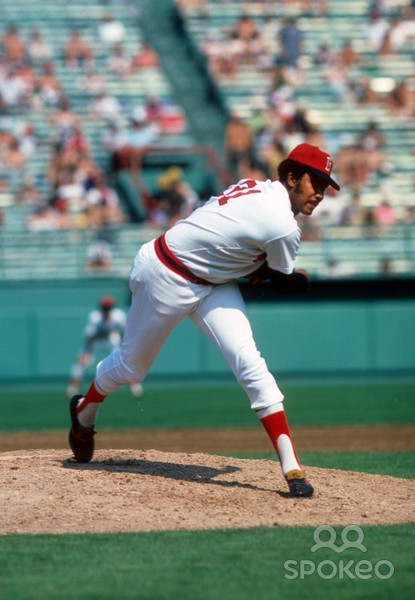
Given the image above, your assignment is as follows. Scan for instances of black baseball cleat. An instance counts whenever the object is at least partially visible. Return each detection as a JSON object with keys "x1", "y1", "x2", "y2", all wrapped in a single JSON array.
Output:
[
  {"x1": 69, "y1": 395, "x2": 96, "y2": 463},
  {"x1": 285, "y1": 469, "x2": 314, "y2": 497}
]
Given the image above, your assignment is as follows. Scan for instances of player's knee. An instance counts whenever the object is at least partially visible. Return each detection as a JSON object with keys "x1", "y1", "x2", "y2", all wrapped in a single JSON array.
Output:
[{"x1": 234, "y1": 344, "x2": 267, "y2": 386}]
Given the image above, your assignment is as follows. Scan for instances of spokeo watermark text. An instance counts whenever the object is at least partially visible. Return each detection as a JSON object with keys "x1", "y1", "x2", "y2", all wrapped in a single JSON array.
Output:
[{"x1": 283, "y1": 525, "x2": 394, "y2": 580}]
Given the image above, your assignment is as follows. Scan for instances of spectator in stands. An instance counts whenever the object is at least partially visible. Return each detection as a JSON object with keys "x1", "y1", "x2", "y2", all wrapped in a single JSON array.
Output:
[
  {"x1": 144, "y1": 95, "x2": 164, "y2": 127},
  {"x1": 65, "y1": 123, "x2": 90, "y2": 156},
  {"x1": 16, "y1": 176, "x2": 43, "y2": 204},
  {"x1": 338, "y1": 192, "x2": 365, "y2": 226},
  {"x1": 72, "y1": 152, "x2": 101, "y2": 194},
  {"x1": 1, "y1": 135, "x2": 27, "y2": 192},
  {"x1": 0, "y1": 118, "x2": 14, "y2": 154},
  {"x1": 304, "y1": 125, "x2": 327, "y2": 150},
  {"x1": 130, "y1": 42, "x2": 160, "y2": 70},
  {"x1": 15, "y1": 60, "x2": 36, "y2": 97},
  {"x1": 18, "y1": 123, "x2": 37, "y2": 159},
  {"x1": 90, "y1": 91, "x2": 122, "y2": 123},
  {"x1": 0, "y1": 175, "x2": 13, "y2": 209},
  {"x1": 368, "y1": 0, "x2": 388, "y2": 20},
  {"x1": 386, "y1": 79, "x2": 415, "y2": 118},
  {"x1": 355, "y1": 76, "x2": 382, "y2": 105},
  {"x1": 338, "y1": 39, "x2": 361, "y2": 71},
  {"x1": 64, "y1": 29, "x2": 95, "y2": 69},
  {"x1": 230, "y1": 14, "x2": 259, "y2": 44},
  {"x1": 50, "y1": 97, "x2": 80, "y2": 140},
  {"x1": 313, "y1": 39, "x2": 337, "y2": 66},
  {"x1": 150, "y1": 166, "x2": 198, "y2": 228},
  {"x1": 76, "y1": 68, "x2": 107, "y2": 96},
  {"x1": 279, "y1": 17, "x2": 302, "y2": 69},
  {"x1": 372, "y1": 199, "x2": 397, "y2": 226},
  {"x1": 125, "y1": 107, "x2": 160, "y2": 152},
  {"x1": 27, "y1": 203, "x2": 61, "y2": 232},
  {"x1": 1, "y1": 24, "x2": 27, "y2": 64},
  {"x1": 392, "y1": 10, "x2": 415, "y2": 51},
  {"x1": 201, "y1": 30, "x2": 238, "y2": 82},
  {"x1": 48, "y1": 167, "x2": 85, "y2": 217},
  {"x1": 98, "y1": 13, "x2": 126, "y2": 46},
  {"x1": 86, "y1": 239, "x2": 113, "y2": 272},
  {"x1": 100, "y1": 121, "x2": 129, "y2": 172},
  {"x1": 238, "y1": 157, "x2": 269, "y2": 182},
  {"x1": 320, "y1": 61, "x2": 353, "y2": 104},
  {"x1": 27, "y1": 28, "x2": 53, "y2": 64},
  {"x1": 0, "y1": 65, "x2": 28, "y2": 111},
  {"x1": 358, "y1": 120, "x2": 386, "y2": 151},
  {"x1": 224, "y1": 112, "x2": 254, "y2": 180},
  {"x1": 362, "y1": 6, "x2": 390, "y2": 52},
  {"x1": 287, "y1": 0, "x2": 329, "y2": 16},
  {"x1": 84, "y1": 171, "x2": 126, "y2": 229},
  {"x1": 47, "y1": 144, "x2": 80, "y2": 189},
  {"x1": 335, "y1": 132, "x2": 390, "y2": 189},
  {"x1": 225, "y1": 14, "x2": 264, "y2": 66},
  {"x1": 260, "y1": 134, "x2": 286, "y2": 181},
  {"x1": 106, "y1": 43, "x2": 131, "y2": 79},
  {"x1": 35, "y1": 61, "x2": 63, "y2": 107},
  {"x1": 205, "y1": 43, "x2": 238, "y2": 81}
]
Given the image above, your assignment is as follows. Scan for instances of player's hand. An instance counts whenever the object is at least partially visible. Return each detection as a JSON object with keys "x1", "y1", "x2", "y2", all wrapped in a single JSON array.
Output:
[
  {"x1": 245, "y1": 270, "x2": 265, "y2": 285},
  {"x1": 277, "y1": 269, "x2": 309, "y2": 294},
  {"x1": 245, "y1": 263, "x2": 309, "y2": 294}
]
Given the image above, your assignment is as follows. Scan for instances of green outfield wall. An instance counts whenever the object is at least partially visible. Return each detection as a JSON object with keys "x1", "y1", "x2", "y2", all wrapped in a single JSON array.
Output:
[{"x1": 0, "y1": 279, "x2": 414, "y2": 381}]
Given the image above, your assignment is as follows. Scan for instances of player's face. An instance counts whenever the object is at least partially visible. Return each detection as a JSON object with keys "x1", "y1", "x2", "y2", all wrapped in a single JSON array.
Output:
[{"x1": 288, "y1": 172, "x2": 329, "y2": 216}]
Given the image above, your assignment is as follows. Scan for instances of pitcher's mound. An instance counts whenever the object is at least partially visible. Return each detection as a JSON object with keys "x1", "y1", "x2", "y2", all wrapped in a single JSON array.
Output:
[{"x1": 1, "y1": 449, "x2": 414, "y2": 534}]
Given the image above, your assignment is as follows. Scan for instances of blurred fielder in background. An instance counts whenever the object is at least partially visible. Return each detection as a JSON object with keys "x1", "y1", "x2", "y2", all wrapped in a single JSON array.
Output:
[
  {"x1": 67, "y1": 295, "x2": 143, "y2": 398},
  {"x1": 68, "y1": 143, "x2": 341, "y2": 498}
]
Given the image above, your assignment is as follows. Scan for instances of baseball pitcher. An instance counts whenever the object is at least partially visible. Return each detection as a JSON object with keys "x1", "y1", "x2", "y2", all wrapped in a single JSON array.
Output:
[{"x1": 68, "y1": 143, "x2": 340, "y2": 497}]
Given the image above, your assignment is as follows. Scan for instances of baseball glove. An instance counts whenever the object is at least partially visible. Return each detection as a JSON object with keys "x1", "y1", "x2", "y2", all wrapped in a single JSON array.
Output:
[{"x1": 245, "y1": 263, "x2": 309, "y2": 294}]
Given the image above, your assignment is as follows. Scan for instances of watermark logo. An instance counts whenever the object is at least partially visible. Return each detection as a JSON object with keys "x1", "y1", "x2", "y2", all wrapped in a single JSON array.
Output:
[
  {"x1": 311, "y1": 524, "x2": 367, "y2": 553},
  {"x1": 284, "y1": 525, "x2": 394, "y2": 580}
]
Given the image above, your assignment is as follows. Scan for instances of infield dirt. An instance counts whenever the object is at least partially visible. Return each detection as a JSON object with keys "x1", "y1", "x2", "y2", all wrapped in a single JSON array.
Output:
[{"x1": 0, "y1": 426, "x2": 415, "y2": 535}]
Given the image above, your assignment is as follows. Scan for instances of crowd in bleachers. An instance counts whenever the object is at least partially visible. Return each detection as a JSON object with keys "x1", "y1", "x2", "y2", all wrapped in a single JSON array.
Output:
[
  {"x1": 175, "y1": 0, "x2": 415, "y2": 276},
  {"x1": 0, "y1": 0, "x2": 414, "y2": 279},
  {"x1": 0, "y1": 3, "x2": 194, "y2": 239}
]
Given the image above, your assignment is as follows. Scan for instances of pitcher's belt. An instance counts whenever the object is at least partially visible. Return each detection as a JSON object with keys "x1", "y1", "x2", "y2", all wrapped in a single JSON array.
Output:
[{"x1": 154, "y1": 233, "x2": 211, "y2": 285}]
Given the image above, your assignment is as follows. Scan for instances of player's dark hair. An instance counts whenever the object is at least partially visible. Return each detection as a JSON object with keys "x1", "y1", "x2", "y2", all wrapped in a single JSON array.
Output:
[{"x1": 277, "y1": 159, "x2": 309, "y2": 185}]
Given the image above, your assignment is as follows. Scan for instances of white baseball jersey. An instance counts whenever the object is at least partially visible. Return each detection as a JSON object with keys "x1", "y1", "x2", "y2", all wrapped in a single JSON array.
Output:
[
  {"x1": 83, "y1": 308, "x2": 126, "y2": 354},
  {"x1": 166, "y1": 179, "x2": 300, "y2": 283},
  {"x1": 95, "y1": 178, "x2": 303, "y2": 413}
]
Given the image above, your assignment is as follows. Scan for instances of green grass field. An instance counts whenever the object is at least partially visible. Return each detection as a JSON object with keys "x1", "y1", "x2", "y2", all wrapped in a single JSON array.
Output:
[
  {"x1": 1, "y1": 377, "x2": 414, "y2": 599},
  {"x1": 1, "y1": 525, "x2": 413, "y2": 600},
  {"x1": 1, "y1": 377, "x2": 414, "y2": 430},
  {"x1": 231, "y1": 451, "x2": 415, "y2": 480}
]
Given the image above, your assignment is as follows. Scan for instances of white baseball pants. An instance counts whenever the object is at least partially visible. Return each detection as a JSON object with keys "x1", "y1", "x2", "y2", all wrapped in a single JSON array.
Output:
[{"x1": 96, "y1": 240, "x2": 284, "y2": 412}]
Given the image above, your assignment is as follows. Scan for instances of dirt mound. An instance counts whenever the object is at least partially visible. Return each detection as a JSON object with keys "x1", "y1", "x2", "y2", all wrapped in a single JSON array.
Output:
[
  {"x1": 1, "y1": 424, "x2": 415, "y2": 453},
  {"x1": 1, "y1": 449, "x2": 414, "y2": 535}
]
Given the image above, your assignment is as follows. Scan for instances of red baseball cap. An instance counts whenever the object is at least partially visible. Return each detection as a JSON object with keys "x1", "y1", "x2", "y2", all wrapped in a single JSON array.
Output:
[
  {"x1": 100, "y1": 295, "x2": 115, "y2": 309},
  {"x1": 287, "y1": 143, "x2": 340, "y2": 191}
]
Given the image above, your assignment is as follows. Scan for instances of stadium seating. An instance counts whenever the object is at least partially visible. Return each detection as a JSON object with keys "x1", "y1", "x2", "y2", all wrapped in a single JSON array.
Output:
[
  {"x1": 176, "y1": 0, "x2": 415, "y2": 277},
  {"x1": 0, "y1": 0, "x2": 414, "y2": 280}
]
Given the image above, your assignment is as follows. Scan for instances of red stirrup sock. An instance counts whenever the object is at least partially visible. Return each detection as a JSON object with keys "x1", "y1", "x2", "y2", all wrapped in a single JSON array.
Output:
[
  {"x1": 259, "y1": 408, "x2": 302, "y2": 476},
  {"x1": 76, "y1": 382, "x2": 107, "y2": 428},
  {"x1": 76, "y1": 381, "x2": 107, "y2": 414}
]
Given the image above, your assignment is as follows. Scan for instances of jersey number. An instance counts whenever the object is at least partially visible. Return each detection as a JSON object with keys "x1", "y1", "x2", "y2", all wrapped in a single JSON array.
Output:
[{"x1": 217, "y1": 179, "x2": 259, "y2": 205}]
